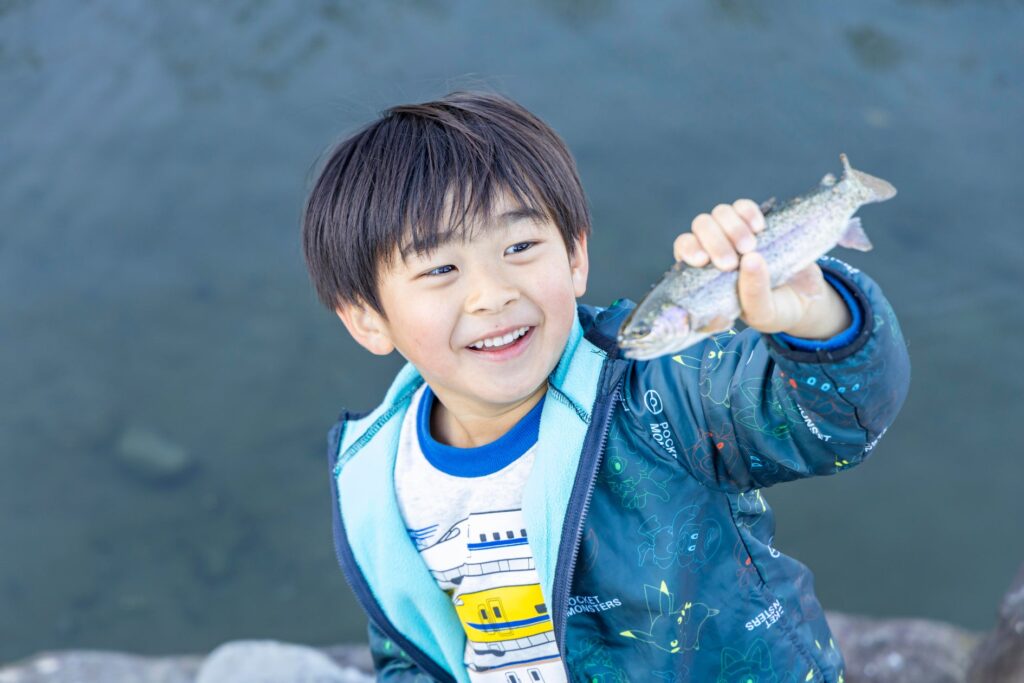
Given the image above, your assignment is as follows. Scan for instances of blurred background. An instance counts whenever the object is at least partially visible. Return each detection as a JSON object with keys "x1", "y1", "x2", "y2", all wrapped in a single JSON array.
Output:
[{"x1": 2, "y1": 0, "x2": 1022, "y2": 666}]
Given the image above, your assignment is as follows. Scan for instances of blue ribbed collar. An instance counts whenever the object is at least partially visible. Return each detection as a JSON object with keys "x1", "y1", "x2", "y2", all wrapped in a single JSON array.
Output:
[{"x1": 416, "y1": 384, "x2": 545, "y2": 478}]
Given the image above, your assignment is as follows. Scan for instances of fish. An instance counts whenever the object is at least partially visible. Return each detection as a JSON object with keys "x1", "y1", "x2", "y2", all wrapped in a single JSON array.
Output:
[{"x1": 616, "y1": 153, "x2": 897, "y2": 360}]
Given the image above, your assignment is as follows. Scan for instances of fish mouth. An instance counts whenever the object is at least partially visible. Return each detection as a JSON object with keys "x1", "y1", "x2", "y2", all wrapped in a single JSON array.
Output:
[{"x1": 617, "y1": 306, "x2": 694, "y2": 360}]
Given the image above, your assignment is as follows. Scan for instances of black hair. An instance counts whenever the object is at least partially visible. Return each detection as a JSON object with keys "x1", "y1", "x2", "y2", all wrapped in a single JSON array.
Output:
[{"x1": 301, "y1": 89, "x2": 591, "y2": 320}]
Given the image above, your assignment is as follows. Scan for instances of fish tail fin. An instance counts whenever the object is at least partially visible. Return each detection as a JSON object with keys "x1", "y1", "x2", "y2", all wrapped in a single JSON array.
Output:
[{"x1": 839, "y1": 152, "x2": 897, "y2": 203}]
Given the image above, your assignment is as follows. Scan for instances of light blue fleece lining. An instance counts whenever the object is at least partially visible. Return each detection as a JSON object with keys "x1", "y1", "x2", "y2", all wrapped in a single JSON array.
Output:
[
  {"x1": 334, "y1": 308, "x2": 606, "y2": 681},
  {"x1": 523, "y1": 315, "x2": 606, "y2": 618}
]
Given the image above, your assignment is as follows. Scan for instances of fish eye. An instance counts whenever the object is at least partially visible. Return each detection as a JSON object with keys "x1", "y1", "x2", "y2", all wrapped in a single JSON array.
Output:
[{"x1": 628, "y1": 322, "x2": 652, "y2": 339}]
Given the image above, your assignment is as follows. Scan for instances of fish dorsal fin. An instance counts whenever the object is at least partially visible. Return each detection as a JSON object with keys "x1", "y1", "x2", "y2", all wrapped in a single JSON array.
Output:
[
  {"x1": 837, "y1": 217, "x2": 873, "y2": 251},
  {"x1": 758, "y1": 196, "x2": 777, "y2": 216},
  {"x1": 840, "y1": 152, "x2": 854, "y2": 179}
]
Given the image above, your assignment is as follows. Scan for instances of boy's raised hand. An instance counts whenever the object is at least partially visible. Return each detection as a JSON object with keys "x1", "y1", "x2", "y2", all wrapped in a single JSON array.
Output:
[{"x1": 673, "y1": 199, "x2": 849, "y2": 339}]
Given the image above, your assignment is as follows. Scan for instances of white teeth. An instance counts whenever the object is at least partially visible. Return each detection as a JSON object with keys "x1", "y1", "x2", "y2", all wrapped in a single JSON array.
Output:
[{"x1": 469, "y1": 326, "x2": 529, "y2": 350}]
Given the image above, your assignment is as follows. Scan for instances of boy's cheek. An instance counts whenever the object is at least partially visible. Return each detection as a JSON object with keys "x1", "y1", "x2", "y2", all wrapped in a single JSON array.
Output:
[{"x1": 403, "y1": 317, "x2": 459, "y2": 357}]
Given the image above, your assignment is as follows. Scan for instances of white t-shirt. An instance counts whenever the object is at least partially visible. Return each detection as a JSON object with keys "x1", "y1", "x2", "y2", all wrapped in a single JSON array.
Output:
[{"x1": 394, "y1": 384, "x2": 567, "y2": 683}]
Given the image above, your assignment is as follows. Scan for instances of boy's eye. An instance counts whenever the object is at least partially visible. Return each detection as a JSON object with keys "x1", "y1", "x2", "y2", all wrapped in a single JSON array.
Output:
[
  {"x1": 421, "y1": 242, "x2": 536, "y2": 277},
  {"x1": 424, "y1": 264, "x2": 454, "y2": 277},
  {"x1": 506, "y1": 241, "x2": 536, "y2": 255}
]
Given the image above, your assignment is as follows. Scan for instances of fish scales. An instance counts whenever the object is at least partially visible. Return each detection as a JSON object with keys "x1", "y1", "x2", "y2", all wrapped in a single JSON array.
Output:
[{"x1": 617, "y1": 153, "x2": 897, "y2": 360}]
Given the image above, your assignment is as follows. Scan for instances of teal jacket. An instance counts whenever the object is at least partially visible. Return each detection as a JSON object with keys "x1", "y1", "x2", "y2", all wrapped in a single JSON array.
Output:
[{"x1": 326, "y1": 256, "x2": 911, "y2": 682}]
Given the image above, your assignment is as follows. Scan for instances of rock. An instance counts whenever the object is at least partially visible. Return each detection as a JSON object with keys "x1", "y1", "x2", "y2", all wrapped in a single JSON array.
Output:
[
  {"x1": 826, "y1": 610, "x2": 981, "y2": 682},
  {"x1": 0, "y1": 650, "x2": 203, "y2": 683},
  {"x1": 0, "y1": 642, "x2": 375, "y2": 683},
  {"x1": 113, "y1": 425, "x2": 196, "y2": 486},
  {"x1": 966, "y1": 562, "x2": 1024, "y2": 683},
  {"x1": 3, "y1": 564, "x2": 1023, "y2": 682},
  {"x1": 196, "y1": 641, "x2": 371, "y2": 683}
]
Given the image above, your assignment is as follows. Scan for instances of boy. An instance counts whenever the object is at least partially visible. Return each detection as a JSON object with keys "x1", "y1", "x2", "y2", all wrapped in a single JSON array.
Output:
[{"x1": 301, "y1": 91, "x2": 910, "y2": 682}]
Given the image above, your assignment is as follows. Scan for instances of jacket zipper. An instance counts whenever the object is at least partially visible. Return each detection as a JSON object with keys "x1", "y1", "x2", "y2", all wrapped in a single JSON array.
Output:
[
  {"x1": 328, "y1": 410, "x2": 456, "y2": 683},
  {"x1": 551, "y1": 371, "x2": 623, "y2": 679}
]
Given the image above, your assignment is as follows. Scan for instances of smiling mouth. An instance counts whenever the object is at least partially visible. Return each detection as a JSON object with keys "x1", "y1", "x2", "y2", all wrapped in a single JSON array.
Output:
[
  {"x1": 465, "y1": 326, "x2": 535, "y2": 354},
  {"x1": 467, "y1": 326, "x2": 531, "y2": 350}
]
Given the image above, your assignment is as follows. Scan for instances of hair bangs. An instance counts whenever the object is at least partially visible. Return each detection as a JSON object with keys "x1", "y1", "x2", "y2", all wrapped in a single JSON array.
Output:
[{"x1": 301, "y1": 90, "x2": 591, "y2": 319}]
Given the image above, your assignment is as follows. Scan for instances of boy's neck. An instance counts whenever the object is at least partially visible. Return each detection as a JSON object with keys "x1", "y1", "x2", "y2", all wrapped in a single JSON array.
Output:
[{"x1": 429, "y1": 383, "x2": 548, "y2": 449}]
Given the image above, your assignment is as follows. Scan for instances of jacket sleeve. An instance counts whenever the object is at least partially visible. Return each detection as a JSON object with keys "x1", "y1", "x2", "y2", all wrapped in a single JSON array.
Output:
[
  {"x1": 622, "y1": 255, "x2": 911, "y2": 492},
  {"x1": 366, "y1": 619, "x2": 438, "y2": 682}
]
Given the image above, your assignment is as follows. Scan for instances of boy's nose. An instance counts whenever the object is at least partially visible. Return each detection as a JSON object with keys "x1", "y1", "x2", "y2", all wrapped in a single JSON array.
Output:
[{"x1": 465, "y1": 269, "x2": 520, "y2": 314}]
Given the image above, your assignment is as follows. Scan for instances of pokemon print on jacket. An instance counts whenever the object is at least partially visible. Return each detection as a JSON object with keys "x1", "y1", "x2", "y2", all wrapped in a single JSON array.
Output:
[{"x1": 326, "y1": 256, "x2": 911, "y2": 682}]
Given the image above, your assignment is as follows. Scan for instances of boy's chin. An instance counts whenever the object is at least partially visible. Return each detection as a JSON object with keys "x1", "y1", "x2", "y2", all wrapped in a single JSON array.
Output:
[{"x1": 444, "y1": 380, "x2": 548, "y2": 410}]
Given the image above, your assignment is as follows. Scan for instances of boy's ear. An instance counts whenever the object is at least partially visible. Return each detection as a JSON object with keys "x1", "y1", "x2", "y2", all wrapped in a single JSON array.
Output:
[
  {"x1": 334, "y1": 301, "x2": 395, "y2": 356},
  {"x1": 570, "y1": 233, "x2": 590, "y2": 298}
]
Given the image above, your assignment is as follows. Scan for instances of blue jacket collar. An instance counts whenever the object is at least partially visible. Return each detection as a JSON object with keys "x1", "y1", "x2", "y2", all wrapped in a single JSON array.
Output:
[{"x1": 332, "y1": 304, "x2": 609, "y2": 681}]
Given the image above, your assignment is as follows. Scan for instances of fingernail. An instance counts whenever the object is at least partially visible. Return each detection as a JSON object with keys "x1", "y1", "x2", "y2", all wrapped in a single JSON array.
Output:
[
  {"x1": 738, "y1": 237, "x2": 756, "y2": 253},
  {"x1": 694, "y1": 249, "x2": 709, "y2": 262}
]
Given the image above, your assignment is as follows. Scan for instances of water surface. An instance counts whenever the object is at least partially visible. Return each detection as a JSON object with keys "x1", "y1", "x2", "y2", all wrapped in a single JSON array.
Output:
[{"x1": 1, "y1": 0, "x2": 1022, "y2": 662}]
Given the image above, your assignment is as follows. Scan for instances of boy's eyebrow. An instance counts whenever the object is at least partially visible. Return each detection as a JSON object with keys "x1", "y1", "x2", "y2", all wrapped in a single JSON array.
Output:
[
  {"x1": 402, "y1": 205, "x2": 547, "y2": 259},
  {"x1": 494, "y1": 206, "x2": 547, "y2": 226}
]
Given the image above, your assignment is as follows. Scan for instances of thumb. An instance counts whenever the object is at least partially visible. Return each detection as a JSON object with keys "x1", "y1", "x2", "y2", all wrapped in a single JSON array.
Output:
[{"x1": 738, "y1": 252, "x2": 778, "y2": 330}]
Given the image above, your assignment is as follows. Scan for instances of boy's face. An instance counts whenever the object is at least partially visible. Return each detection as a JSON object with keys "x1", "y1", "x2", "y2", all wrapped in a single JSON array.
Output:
[{"x1": 336, "y1": 190, "x2": 589, "y2": 418}]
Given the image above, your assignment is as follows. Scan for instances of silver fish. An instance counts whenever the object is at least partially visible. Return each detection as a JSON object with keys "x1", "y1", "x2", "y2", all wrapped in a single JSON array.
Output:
[{"x1": 617, "y1": 153, "x2": 897, "y2": 360}]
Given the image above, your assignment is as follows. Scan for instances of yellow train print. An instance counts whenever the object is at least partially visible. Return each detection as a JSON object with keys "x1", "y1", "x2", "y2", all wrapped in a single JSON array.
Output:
[{"x1": 454, "y1": 583, "x2": 553, "y2": 644}]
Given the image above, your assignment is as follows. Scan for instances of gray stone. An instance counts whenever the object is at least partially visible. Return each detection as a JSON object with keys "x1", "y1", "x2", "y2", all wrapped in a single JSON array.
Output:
[
  {"x1": 6, "y1": 562, "x2": 1024, "y2": 683},
  {"x1": 0, "y1": 650, "x2": 203, "y2": 683},
  {"x1": 0, "y1": 642, "x2": 377, "y2": 683},
  {"x1": 966, "y1": 562, "x2": 1024, "y2": 683},
  {"x1": 826, "y1": 610, "x2": 981, "y2": 683},
  {"x1": 113, "y1": 426, "x2": 196, "y2": 485},
  {"x1": 196, "y1": 641, "x2": 371, "y2": 683}
]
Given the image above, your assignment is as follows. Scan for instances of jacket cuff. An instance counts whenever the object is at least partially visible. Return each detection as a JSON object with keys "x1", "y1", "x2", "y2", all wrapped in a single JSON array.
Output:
[
  {"x1": 763, "y1": 261, "x2": 874, "y2": 363},
  {"x1": 772, "y1": 273, "x2": 863, "y2": 351}
]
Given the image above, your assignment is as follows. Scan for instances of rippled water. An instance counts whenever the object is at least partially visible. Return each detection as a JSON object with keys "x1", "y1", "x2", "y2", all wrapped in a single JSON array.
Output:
[{"x1": 2, "y1": 0, "x2": 1022, "y2": 663}]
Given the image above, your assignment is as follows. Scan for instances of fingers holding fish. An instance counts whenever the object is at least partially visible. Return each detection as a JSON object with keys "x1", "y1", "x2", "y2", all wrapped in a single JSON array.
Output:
[
  {"x1": 732, "y1": 198, "x2": 767, "y2": 234},
  {"x1": 686, "y1": 201, "x2": 761, "y2": 272},
  {"x1": 691, "y1": 213, "x2": 740, "y2": 270},
  {"x1": 673, "y1": 232, "x2": 710, "y2": 267},
  {"x1": 711, "y1": 202, "x2": 760, "y2": 255}
]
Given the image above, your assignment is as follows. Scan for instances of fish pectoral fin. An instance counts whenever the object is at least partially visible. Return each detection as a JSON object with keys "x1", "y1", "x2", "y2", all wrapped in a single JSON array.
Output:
[
  {"x1": 758, "y1": 196, "x2": 777, "y2": 216},
  {"x1": 696, "y1": 314, "x2": 734, "y2": 335},
  {"x1": 837, "y1": 217, "x2": 874, "y2": 252}
]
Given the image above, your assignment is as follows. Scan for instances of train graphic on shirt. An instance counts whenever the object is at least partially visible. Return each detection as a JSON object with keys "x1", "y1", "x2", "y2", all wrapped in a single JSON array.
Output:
[
  {"x1": 454, "y1": 580, "x2": 564, "y2": 682},
  {"x1": 454, "y1": 583, "x2": 552, "y2": 644},
  {"x1": 420, "y1": 508, "x2": 538, "y2": 583},
  {"x1": 412, "y1": 509, "x2": 565, "y2": 679}
]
